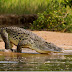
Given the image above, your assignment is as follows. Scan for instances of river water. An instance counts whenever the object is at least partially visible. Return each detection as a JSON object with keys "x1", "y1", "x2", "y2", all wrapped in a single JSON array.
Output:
[{"x1": 0, "y1": 50, "x2": 72, "y2": 71}]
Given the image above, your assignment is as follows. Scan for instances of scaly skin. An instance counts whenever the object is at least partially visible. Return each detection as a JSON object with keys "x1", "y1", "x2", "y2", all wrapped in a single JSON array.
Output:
[{"x1": 0, "y1": 26, "x2": 63, "y2": 53}]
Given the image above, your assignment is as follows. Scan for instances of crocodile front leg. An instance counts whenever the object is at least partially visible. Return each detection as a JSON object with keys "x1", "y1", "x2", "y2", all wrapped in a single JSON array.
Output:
[
  {"x1": 1, "y1": 29, "x2": 12, "y2": 50},
  {"x1": 17, "y1": 40, "x2": 30, "y2": 53},
  {"x1": 17, "y1": 43, "x2": 22, "y2": 53}
]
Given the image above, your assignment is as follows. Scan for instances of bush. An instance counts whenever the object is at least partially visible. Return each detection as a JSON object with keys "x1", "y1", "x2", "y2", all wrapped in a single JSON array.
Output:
[
  {"x1": 63, "y1": 0, "x2": 72, "y2": 8},
  {"x1": 31, "y1": 0, "x2": 72, "y2": 32}
]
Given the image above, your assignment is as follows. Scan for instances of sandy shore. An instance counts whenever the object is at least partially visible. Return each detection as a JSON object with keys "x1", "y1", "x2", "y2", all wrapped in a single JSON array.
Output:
[{"x1": 0, "y1": 31, "x2": 72, "y2": 52}]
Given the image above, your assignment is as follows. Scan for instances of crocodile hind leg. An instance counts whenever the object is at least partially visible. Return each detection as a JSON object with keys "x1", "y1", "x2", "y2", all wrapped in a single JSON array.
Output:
[{"x1": 1, "y1": 29, "x2": 12, "y2": 50}]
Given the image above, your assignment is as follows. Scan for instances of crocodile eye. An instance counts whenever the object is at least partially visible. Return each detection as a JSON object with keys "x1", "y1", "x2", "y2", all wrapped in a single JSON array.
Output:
[{"x1": 45, "y1": 42, "x2": 48, "y2": 43}]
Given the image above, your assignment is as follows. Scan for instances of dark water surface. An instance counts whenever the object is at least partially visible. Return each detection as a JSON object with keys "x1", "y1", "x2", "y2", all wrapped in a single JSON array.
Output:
[{"x1": 0, "y1": 52, "x2": 72, "y2": 71}]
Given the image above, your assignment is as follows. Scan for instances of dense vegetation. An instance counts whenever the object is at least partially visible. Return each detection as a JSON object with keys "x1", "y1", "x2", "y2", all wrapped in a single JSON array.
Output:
[
  {"x1": 31, "y1": 0, "x2": 72, "y2": 32},
  {"x1": 0, "y1": 0, "x2": 72, "y2": 32}
]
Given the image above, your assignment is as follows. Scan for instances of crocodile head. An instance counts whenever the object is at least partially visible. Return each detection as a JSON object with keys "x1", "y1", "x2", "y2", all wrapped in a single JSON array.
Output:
[{"x1": 33, "y1": 41, "x2": 63, "y2": 53}]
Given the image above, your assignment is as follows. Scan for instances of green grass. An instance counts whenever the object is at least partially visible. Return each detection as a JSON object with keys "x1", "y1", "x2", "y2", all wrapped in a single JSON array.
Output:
[
  {"x1": 0, "y1": 0, "x2": 70, "y2": 15},
  {"x1": 0, "y1": 0, "x2": 50, "y2": 14}
]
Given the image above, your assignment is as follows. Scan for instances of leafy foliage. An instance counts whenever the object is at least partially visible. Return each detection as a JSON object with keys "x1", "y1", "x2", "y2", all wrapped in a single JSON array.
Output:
[
  {"x1": 63, "y1": 0, "x2": 72, "y2": 8},
  {"x1": 31, "y1": 0, "x2": 72, "y2": 32}
]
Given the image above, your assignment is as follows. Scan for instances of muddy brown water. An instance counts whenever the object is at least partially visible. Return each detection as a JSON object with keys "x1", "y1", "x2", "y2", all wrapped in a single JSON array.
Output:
[{"x1": 0, "y1": 49, "x2": 72, "y2": 71}]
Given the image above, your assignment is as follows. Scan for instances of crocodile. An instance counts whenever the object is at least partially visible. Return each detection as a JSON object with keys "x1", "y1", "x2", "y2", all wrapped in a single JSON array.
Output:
[{"x1": 0, "y1": 26, "x2": 63, "y2": 53}]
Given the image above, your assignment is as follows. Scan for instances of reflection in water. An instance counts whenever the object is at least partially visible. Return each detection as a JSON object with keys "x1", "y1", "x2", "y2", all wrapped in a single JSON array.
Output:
[{"x1": 0, "y1": 52, "x2": 72, "y2": 71}]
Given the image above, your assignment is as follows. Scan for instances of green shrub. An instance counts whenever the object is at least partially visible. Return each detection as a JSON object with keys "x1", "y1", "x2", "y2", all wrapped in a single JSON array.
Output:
[
  {"x1": 63, "y1": 0, "x2": 72, "y2": 8},
  {"x1": 31, "y1": 0, "x2": 72, "y2": 32}
]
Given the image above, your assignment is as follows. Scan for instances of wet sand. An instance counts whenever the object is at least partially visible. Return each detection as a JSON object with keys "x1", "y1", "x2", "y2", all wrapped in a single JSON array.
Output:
[{"x1": 0, "y1": 31, "x2": 72, "y2": 53}]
